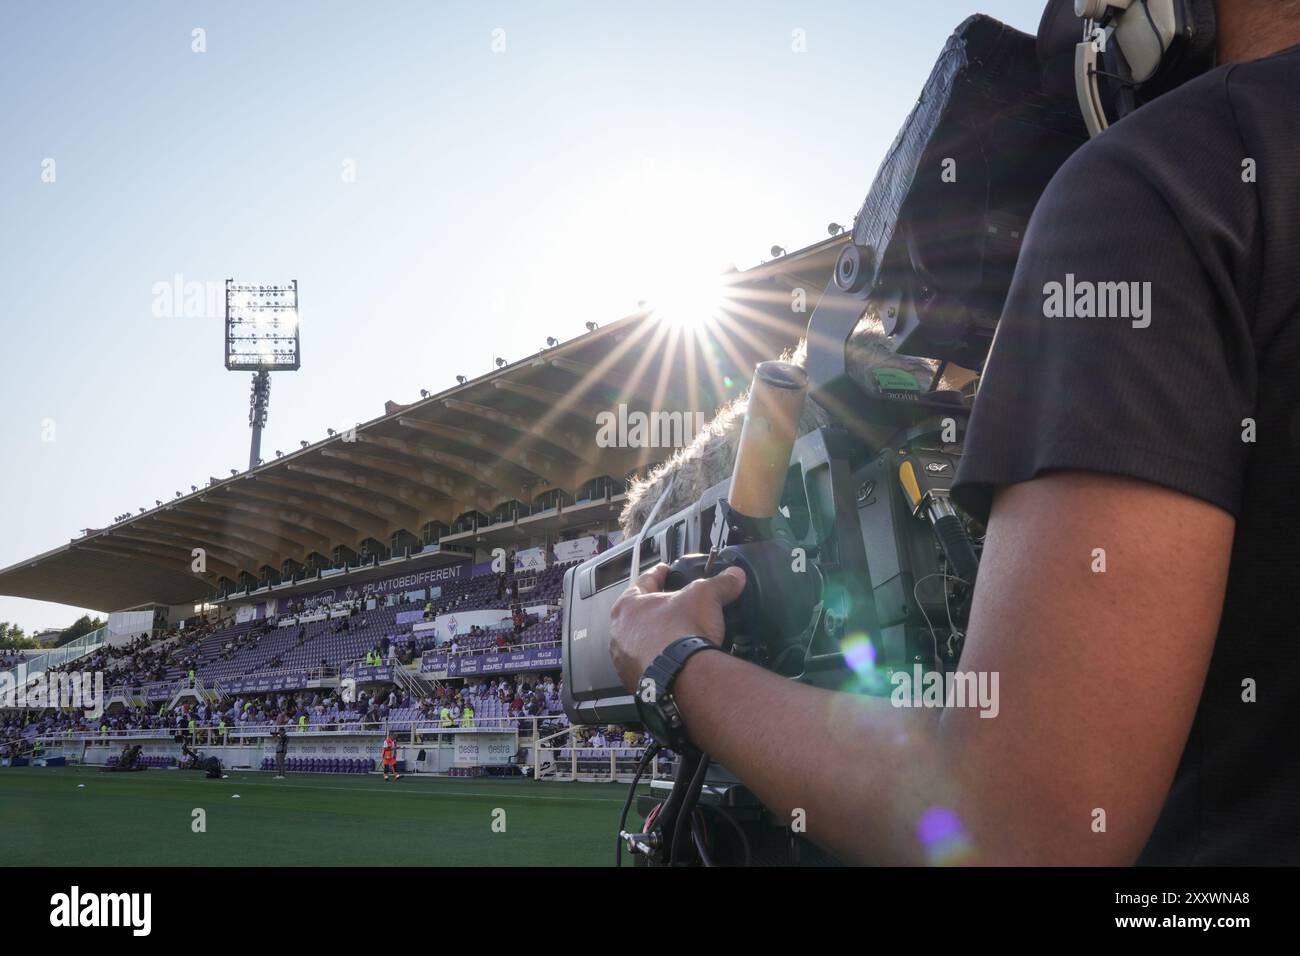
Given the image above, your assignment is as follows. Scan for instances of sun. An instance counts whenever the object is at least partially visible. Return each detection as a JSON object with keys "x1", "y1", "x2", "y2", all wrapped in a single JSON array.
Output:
[
  {"x1": 608, "y1": 159, "x2": 744, "y2": 333},
  {"x1": 643, "y1": 267, "x2": 732, "y2": 330}
]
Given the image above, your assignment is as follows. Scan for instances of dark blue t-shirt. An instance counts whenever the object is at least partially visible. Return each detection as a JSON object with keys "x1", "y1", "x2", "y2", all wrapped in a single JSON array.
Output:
[{"x1": 952, "y1": 45, "x2": 1300, "y2": 865}]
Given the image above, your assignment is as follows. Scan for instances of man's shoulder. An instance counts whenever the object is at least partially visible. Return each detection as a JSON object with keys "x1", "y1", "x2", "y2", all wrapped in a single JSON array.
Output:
[
  {"x1": 1013, "y1": 57, "x2": 1266, "y2": 285},
  {"x1": 1056, "y1": 46, "x2": 1299, "y2": 188},
  {"x1": 1216, "y1": 45, "x2": 1300, "y2": 187},
  {"x1": 1053, "y1": 62, "x2": 1241, "y2": 189},
  {"x1": 1224, "y1": 41, "x2": 1300, "y2": 89}
]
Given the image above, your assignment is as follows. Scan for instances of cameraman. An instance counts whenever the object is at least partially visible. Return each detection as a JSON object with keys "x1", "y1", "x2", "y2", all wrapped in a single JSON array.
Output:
[
  {"x1": 610, "y1": 0, "x2": 1300, "y2": 865},
  {"x1": 118, "y1": 743, "x2": 140, "y2": 771},
  {"x1": 272, "y1": 723, "x2": 289, "y2": 779}
]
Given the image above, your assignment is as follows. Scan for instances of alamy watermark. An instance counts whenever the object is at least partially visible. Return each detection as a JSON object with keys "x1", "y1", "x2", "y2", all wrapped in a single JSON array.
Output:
[
  {"x1": 1042, "y1": 274, "x2": 1151, "y2": 329},
  {"x1": 595, "y1": 404, "x2": 707, "y2": 449},
  {"x1": 151, "y1": 274, "x2": 224, "y2": 320},
  {"x1": 890, "y1": 665, "x2": 999, "y2": 718},
  {"x1": 1, "y1": 666, "x2": 104, "y2": 719},
  {"x1": 49, "y1": 886, "x2": 151, "y2": 936}
]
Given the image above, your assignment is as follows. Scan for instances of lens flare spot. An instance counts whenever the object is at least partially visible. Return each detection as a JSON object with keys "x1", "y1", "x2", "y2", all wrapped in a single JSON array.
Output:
[
  {"x1": 917, "y1": 806, "x2": 975, "y2": 865},
  {"x1": 837, "y1": 632, "x2": 890, "y2": 694},
  {"x1": 841, "y1": 634, "x2": 876, "y2": 674}
]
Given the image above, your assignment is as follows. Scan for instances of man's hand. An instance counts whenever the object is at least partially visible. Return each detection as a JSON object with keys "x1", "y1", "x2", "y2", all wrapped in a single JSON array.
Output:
[{"x1": 608, "y1": 561, "x2": 747, "y2": 690}]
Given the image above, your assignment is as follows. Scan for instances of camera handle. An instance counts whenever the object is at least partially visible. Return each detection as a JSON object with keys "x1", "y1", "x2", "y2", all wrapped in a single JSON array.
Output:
[{"x1": 663, "y1": 533, "x2": 821, "y2": 670}]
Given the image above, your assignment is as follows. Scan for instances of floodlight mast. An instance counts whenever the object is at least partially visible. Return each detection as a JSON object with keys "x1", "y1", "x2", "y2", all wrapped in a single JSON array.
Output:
[
  {"x1": 225, "y1": 279, "x2": 300, "y2": 472},
  {"x1": 248, "y1": 370, "x2": 271, "y2": 471}
]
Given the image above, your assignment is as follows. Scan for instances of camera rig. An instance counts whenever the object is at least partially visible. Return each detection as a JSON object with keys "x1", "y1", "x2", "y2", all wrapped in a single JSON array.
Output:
[{"x1": 561, "y1": 13, "x2": 1087, "y2": 865}]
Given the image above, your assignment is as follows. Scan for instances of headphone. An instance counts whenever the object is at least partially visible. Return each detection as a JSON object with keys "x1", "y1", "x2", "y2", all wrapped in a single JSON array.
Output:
[{"x1": 1067, "y1": 0, "x2": 1218, "y2": 136}]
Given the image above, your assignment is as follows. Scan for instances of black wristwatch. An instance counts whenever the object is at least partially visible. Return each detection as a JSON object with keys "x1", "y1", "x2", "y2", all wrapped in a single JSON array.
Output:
[{"x1": 634, "y1": 636, "x2": 722, "y2": 749}]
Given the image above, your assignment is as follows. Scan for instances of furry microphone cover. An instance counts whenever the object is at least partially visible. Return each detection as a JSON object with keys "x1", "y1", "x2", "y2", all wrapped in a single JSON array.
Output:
[{"x1": 619, "y1": 314, "x2": 956, "y2": 537}]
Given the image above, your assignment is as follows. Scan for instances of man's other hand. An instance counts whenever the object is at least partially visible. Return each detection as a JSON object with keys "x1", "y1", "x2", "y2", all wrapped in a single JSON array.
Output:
[{"x1": 608, "y1": 562, "x2": 747, "y2": 690}]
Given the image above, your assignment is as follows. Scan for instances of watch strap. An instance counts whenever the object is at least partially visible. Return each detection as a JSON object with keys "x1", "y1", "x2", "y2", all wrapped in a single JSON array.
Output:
[
  {"x1": 652, "y1": 636, "x2": 719, "y2": 691},
  {"x1": 636, "y1": 637, "x2": 722, "y2": 749}
]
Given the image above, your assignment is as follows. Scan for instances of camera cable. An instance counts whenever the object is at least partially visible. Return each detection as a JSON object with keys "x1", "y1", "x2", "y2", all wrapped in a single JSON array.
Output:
[{"x1": 615, "y1": 741, "x2": 661, "y2": 866}]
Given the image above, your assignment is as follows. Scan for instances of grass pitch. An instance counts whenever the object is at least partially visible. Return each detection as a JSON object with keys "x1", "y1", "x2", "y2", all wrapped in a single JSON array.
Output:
[{"x1": 0, "y1": 765, "x2": 634, "y2": 866}]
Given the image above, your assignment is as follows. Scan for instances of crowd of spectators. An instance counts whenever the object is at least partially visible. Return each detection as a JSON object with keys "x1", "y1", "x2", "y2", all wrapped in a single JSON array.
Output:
[
  {"x1": 2, "y1": 669, "x2": 644, "y2": 762},
  {"x1": 61, "y1": 632, "x2": 193, "y2": 687},
  {"x1": 39, "y1": 612, "x2": 268, "y2": 691},
  {"x1": 0, "y1": 685, "x2": 426, "y2": 745},
  {"x1": 215, "y1": 619, "x2": 273, "y2": 665},
  {"x1": 210, "y1": 686, "x2": 419, "y2": 732},
  {"x1": 2, "y1": 556, "x2": 618, "y2": 760},
  {"x1": 363, "y1": 633, "x2": 419, "y2": 667},
  {"x1": 412, "y1": 673, "x2": 561, "y2": 723},
  {"x1": 1, "y1": 715, "x2": 30, "y2": 758},
  {"x1": 570, "y1": 725, "x2": 649, "y2": 748},
  {"x1": 446, "y1": 618, "x2": 542, "y2": 655}
]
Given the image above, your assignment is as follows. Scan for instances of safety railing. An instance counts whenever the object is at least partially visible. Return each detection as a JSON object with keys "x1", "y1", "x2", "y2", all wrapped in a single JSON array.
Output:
[
  {"x1": 41, "y1": 722, "x2": 389, "y2": 748},
  {"x1": 29, "y1": 717, "x2": 672, "y2": 783},
  {"x1": 435, "y1": 636, "x2": 560, "y2": 658},
  {"x1": 36, "y1": 713, "x2": 559, "y2": 746},
  {"x1": 532, "y1": 725, "x2": 673, "y2": 783},
  {"x1": 107, "y1": 680, "x2": 181, "y2": 702},
  {"x1": 3, "y1": 626, "x2": 109, "y2": 683}
]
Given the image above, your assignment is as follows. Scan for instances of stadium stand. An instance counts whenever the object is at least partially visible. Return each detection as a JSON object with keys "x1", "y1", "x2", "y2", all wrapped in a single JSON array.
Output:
[
  {"x1": 0, "y1": 554, "x2": 668, "y2": 779},
  {"x1": 1, "y1": 250, "x2": 840, "y2": 782}
]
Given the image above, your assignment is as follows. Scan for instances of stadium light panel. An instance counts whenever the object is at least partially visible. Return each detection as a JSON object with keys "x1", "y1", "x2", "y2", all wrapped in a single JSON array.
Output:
[{"x1": 225, "y1": 280, "x2": 300, "y2": 371}]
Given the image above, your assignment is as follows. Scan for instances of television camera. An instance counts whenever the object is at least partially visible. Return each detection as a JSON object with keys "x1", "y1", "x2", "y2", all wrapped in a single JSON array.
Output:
[{"x1": 562, "y1": 9, "x2": 1096, "y2": 865}]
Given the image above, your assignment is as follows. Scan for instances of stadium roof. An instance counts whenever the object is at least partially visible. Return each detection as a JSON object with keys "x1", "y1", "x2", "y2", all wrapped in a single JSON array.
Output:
[{"x1": 0, "y1": 236, "x2": 849, "y2": 612}]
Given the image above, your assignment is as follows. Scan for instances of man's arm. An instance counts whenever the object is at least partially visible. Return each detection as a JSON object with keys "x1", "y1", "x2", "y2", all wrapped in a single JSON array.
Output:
[{"x1": 610, "y1": 471, "x2": 1233, "y2": 864}]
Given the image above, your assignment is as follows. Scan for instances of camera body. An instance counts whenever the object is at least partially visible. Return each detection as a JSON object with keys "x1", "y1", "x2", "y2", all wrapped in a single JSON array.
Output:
[{"x1": 563, "y1": 398, "x2": 977, "y2": 726}]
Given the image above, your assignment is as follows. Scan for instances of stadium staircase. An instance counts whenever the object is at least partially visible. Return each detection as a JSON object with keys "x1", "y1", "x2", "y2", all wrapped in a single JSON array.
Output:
[
  {"x1": 167, "y1": 677, "x2": 225, "y2": 712},
  {"x1": 106, "y1": 685, "x2": 148, "y2": 710},
  {"x1": 393, "y1": 663, "x2": 432, "y2": 700}
]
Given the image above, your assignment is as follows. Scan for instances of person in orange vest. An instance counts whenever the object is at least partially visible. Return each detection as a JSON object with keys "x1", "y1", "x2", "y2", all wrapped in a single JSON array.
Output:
[{"x1": 382, "y1": 734, "x2": 401, "y2": 782}]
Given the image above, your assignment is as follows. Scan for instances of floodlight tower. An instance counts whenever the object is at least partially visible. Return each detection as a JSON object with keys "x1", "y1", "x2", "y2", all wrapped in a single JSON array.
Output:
[{"x1": 225, "y1": 280, "x2": 301, "y2": 471}]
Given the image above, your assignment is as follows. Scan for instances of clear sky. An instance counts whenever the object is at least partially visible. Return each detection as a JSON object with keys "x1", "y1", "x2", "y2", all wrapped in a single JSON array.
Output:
[{"x1": 0, "y1": 0, "x2": 1047, "y2": 633}]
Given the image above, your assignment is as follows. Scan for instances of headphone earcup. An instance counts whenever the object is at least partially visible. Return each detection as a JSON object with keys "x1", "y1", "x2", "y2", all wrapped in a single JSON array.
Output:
[{"x1": 1139, "y1": 0, "x2": 1218, "y2": 101}]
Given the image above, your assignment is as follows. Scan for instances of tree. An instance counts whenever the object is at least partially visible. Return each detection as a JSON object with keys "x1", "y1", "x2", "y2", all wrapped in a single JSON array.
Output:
[
  {"x1": 54, "y1": 615, "x2": 104, "y2": 647},
  {"x1": 0, "y1": 622, "x2": 40, "y2": 651}
]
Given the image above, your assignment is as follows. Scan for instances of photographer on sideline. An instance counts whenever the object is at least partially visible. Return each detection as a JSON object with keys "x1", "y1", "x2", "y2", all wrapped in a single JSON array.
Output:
[
  {"x1": 610, "y1": 0, "x2": 1300, "y2": 865},
  {"x1": 272, "y1": 723, "x2": 289, "y2": 779}
]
